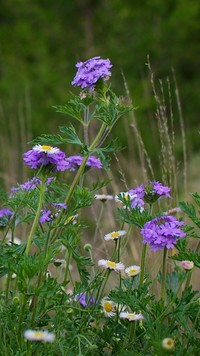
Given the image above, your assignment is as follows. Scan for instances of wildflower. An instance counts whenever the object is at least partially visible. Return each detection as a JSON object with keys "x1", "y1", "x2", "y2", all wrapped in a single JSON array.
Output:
[
  {"x1": 140, "y1": 215, "x2": 185, "y2": 251},
  {"x1": 101, "y1": 297, "x2": 116, "y2": 317},
  {"x1": 10, "y1": 177, "x2": 54, "y2": 195},
  {"x1": 65, "y1": 155, "x2": 102, "y2": 171},
  {"x1": 129, "y1": 181, "x2": 171, "y2": 205},
  {"x1": 116, "y1": 191, "x2": 144, "y2": 211},
  {"x1": 24, "y1": 329, "x2": 55, "y2": 342},
  {"x1": 95, "y1": 194, "x2": 113, "y2": 202},
  {"x1": 180, "y1": 260, "x2": 194, "y2": 270},
  {"x1": 72, "y1": 56, "x2": 112, "y2": 90},
  {"x1": 115, "y1": 192, "x2": 134, "y2": 203},
  {"x1": 74, "y1": 293, "x2": 96, "y2": 307},
  {"x1": 119, "y1": 312, "x2": 144, "y2": 321},
  {"x1": 0, "y1": 208, "x2": 14, "y2": 227},
  {"x1": 162, "y1": 337, "x2": 175, "y2": 350},
  {"x1": 125, "y1": 265, "x2": 141, "y2": 277},
  {"x1": 39, "y1": 203, "x2": 67, "y2": 223},
  {"x1": 23, "y1": 144, "x2": 68, "y2": 171},
  {"x1": 64, "y1": 213, "x2": 78, "y2": 225},
  {"x1": 104, "y1": 230, "x2": 126, "y2": 241},
  {"x1": 98, "y1": 259, "x2": 124, "y2": 271}
]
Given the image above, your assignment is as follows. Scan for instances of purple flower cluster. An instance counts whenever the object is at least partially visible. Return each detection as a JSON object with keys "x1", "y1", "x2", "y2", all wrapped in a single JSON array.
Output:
[
  {"x1": 10, "y1": 177, "x2": 54, "y2": 195},
  {"x1": 39, "y1": 203, "x2": 67, "y2": 223},
  {"x1": 71, "y1": 56, "x2": 112, "y2": 90},
  {"x1": 23, "y1": 145, "x2": 68, "y2": 171},
  {"x1": 65, "y1": 155, "x2": 102, "y2": 171},
  {"x1": 129, "y1": 181, "x2": 171, "y2": 205},
  {"x1": 74, "y1": 293, "x2": 96, "y2": 307},
  {"x1": 140, "y1": 215, "x2": 185, "y2": 251},
  {"x1": 0, "y1": 208, "x2": 14, "y2": 227}
]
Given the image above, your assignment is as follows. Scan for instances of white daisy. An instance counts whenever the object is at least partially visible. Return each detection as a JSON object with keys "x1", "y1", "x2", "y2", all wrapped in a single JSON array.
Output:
[
  {"x1": 162, "y1": 338, "x2": 175, "y2": 350},
  {"x1": 104, "y1": 230, "x2": 126, "y2": 241},
  {"x1": 33, "y1": 144, "x2": 60, "y2": 154},
  {"x1": 95, "y1": 194, "x2": 113, "y2": 201},
  {"x1": 101, "y1": 297, "x2": 116, "y2": 317},
  {"x1": 98, "y1": 259, "x2": 125, "y2": 271},
  {"x1": 125, "y1": 265, "x2": 141, "y2": 277},
  {"x1": 119, "y1": 312, "x2": 144, "y2": 321},
  {"x1": 24, "y1": 329, "x2": 55, "y2": 342},
  {"x1": 115, "y1": 192, "x2": 134, "y2": 203}
]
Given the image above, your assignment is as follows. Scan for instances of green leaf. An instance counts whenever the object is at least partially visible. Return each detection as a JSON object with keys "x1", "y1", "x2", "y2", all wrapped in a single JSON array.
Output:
[{"x1": 59, "y1": 125, "x2": 83, "y2": 146}]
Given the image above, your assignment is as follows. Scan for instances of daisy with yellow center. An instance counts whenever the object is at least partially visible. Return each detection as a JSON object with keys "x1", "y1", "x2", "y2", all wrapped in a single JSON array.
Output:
[
  {"x1": 119, "y1": 312, "x2": 144, "y2": 321},
  {"x1": 98, "y1": 259, "x2": 125, "y2": 271},
  {"x1": 33, "y1": 144, "x2": 60, "y2": 154},
  {"x1": 104, "y1": 230, "x2": 126, "y2": 241},
  {"x1": 24, "y1": 329, "x2": 55, "y2": 342},
  {"x1": 101, "y1": 297, "x2": 116, "y2": 317},
  {"x1": 162, "y1": 337, "x2": 175, "y2": 350},
  {"x1": 125, "y1": 265, "x2": 141, "y2": 277}
]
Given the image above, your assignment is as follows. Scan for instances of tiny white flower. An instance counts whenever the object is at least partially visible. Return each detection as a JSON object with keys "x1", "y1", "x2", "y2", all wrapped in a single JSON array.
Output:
[
  {"x1": 104, "y1": 230, "x2": 126, "y2": 241},
  {"x1": 119, "y1": 312, "x2": 144, "y2": 321},
  {"x1": 162, "y1": 337, "x2": 175, "y2": 350},
  {"x1": 125, "y1": 265, "x2": 141, "y2": 277},
  {"x1": 24, "y1": 329, "x2": 55, "y2": 342},
  {"x1": 180, "y1": 260, "x2": 194, "y2": 270},
  {"x1": 101, "y1": 297, "x2": 116, "y2": 317},
  {"x1": 95, "y1": 194, "x2": 113, "y2": 201},
  {"x1": 98, "y1": 259, "x2": 125, "y2": 271},
  {"x1": 33, "y1": 144, "x2": 60, "y2": 154}
]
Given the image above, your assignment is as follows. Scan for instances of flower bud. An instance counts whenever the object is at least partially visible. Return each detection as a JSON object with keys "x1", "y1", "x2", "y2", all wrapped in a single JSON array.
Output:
[{"x1": 180, "y1": 260, "x2": 194, "y2": 270}]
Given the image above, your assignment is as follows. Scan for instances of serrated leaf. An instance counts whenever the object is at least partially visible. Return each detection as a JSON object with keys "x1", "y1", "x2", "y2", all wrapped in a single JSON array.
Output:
[{"x1": 59, "y1": 125, "x2": 83, "y2": 146}]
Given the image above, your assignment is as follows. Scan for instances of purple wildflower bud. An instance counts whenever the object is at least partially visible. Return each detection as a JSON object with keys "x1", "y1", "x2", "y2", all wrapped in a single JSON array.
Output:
[
  {"x1": 65, "y1": 155, "x2": 102, "y2": 171},
  {"x1": 72, "y1": 56, "x2": 112, "y2": 90},
  {"x1": 10, "y1": 177, "x2": 54, "y2": 196},
  {"x1": 0, "y1": 208, "x2": 14, "y2": 227},
  {"x1": 140, "y1": 215, "x2": 185, "y2": 251},
  {"x1": 23, "y1": 145, "x2": 68, "y2": 172},
  {"x1": 74, "y1": 293, "x2": 96, "y2": 307}
]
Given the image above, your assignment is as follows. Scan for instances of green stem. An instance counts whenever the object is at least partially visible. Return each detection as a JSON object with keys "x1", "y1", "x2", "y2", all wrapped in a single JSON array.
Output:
[
  {"x1": 139, "y1": 243, "x2": 148, "y2": 287},
  {"x1": 62, "y1": 251, "x2": 72, "y2": 286},
  {"x1": 25, "y1": 181, "x2": 46, "y2": 255},
  {"x1": 161, "y1": 247, "x2": 168, "y2": 303},
  {"x1": 17, "y1": 294, "x2": 26, "y2": 348}
]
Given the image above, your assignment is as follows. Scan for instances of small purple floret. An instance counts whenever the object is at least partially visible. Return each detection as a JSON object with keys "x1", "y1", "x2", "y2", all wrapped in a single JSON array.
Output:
[
  {"x1": 74, "y1": 293, "x2": 96, "y2": 307},
  {"x1": 0, "y1": 208, "x2": 14, "y2": 227},
  {"x1": 140, "y1": 215, "x2": 185, "y2": 251},
  {"x1": 72, "y1": 56, "x2": 112, "y2": 90},
  {"x1": 10, "y1": 177, "x2": 54, "y2": 195},
  {"x1": 65, "y1": 155, "x2": 102, "y2": 171},
  {"x1": 39, "y1": 203, "x2": 67, "y2": 223}
]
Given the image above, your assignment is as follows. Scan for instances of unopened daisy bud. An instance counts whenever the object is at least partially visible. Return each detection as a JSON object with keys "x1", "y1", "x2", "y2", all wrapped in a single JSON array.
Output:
[
  {"x1": 98, "y1": 259, "x2": 125, "y2": 272},
  {"x1": 24, "y1": 329, "x2": 55, "y2": 343},
  {"x1": 104, "y1": 230, "x2": 126, "y2": 241},
  {"x1": 180, "y1": 260, "x2": 194, "y2": 270},
  {"x1": 162, "y1": 337, "x2": 175, "y2": 350},
  {"x1": 125, "y1": 265, "x2": 141, "y2": 277},
  {"x1": 84, "y1": 243, "x2": 92, "y2": 251}
]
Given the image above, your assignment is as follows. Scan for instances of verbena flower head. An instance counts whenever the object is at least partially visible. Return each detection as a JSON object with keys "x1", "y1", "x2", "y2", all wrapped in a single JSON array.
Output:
[
  {"x1": 39, "y1": 203, "x2": 67, "y2": 223},
  {"x1": 140, "y1": 215, "x2": 185, "y2": 251},
  {"x1": 129, "y1": 181, "x2": 171, "y2": 205},
  {"x1": 0, "y1": 208, "x2": 14, "y2": 228},
  {"x1": 72, "y1": 56, "x2": 112, "y2": 90},
  {"x1": 125, "y1": 265, "x2": 141, "y2": 277},
  {"x1": 162, "y1": 338, "x2": 175, "y2": 350},
  {"x1": 104, "y1": 230, "x2": 126, "y2": 241},
  {"x1": 180, "y1": 260, "x2": 194, "y2": 270},
  {"x1": 119, "y1": 312, "x2": 144, "y2": 321},
  {"x1": 11, "y1": 177, "x2": 54, "y2": 195},
  {"x1": 23, "y1": 145, "x2": 68, "y2": 171},
  {"x1": 101, "y1": 297, "x2": 116, "y2": 317},
  {"x1": 74, "y1": 293, "x2": 96, "y2": 307},
  {"x1": 24, "y1": 329, "x2": 55, "y2": 342},
  {"x1": 65, "y1": 155, "x2": 102, "y2": 171},
  {"x1": 98, "y1": 259, "x2": 124, "y2": 271}
]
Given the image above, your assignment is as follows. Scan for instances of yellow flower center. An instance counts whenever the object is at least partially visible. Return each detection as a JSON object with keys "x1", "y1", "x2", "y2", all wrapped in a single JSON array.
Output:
[
  {"x1": 106, "y1": 261, "x2": 116, "y2": 268},
  {"x1": 104, "y1": 301, "x2": 113, "y2": 312},
  {"x1": 41, "y1": 145, "x2": 52, "y2": 151},
  {"x1": 130, "y1": 268, "x2": 137, "y2": 274},
  {"x1": 111, "y1": 232, "x2": 119, "y2": 238},
  {"x1": 33, "y1": 331, "x2": 45, "y2": 338}
]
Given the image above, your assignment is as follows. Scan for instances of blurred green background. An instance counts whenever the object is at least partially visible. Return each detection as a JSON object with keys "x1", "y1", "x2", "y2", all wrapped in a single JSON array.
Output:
[{"x1": 0, "y1": 0, "x2": 199, "y2": 189}]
